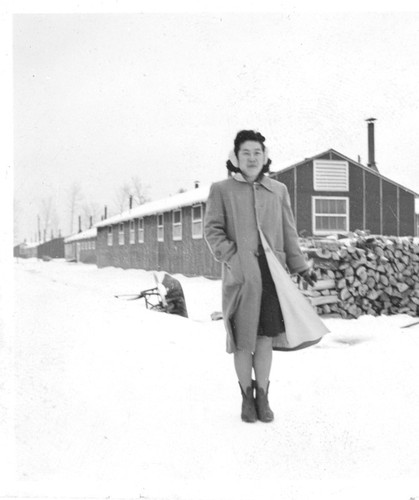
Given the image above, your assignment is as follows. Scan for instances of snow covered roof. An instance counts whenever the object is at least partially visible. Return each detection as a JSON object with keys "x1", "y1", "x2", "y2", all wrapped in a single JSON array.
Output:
[
  {"x1": 64, "y1": 227, "x2": 97, "y2": 243},
  {"x1": 21, "y1": 241, "x2": 39, "y2": 248},
  {"x1": 95, "y1": 185, "x2": 211, "y2": 228}
]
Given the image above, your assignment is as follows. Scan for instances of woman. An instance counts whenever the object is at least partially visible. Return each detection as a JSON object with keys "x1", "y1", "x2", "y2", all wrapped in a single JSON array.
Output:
[{"x1": 204, "y1": 130, "x2": 327, "y2": 423}]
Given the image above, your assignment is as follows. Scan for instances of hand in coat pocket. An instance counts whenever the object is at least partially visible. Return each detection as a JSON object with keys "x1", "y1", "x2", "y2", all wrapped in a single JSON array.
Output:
[{"x1": 224, "y1": 252, "x2": 244, "y2": 286}]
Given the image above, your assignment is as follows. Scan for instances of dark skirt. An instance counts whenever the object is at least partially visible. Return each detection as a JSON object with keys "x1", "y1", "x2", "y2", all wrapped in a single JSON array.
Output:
[{"x1": 257, "y1": 246, "x2": 285, "y2": 338}]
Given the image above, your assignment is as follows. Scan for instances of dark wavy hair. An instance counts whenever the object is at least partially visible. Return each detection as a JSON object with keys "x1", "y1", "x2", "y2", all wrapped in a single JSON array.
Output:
[{"x1": 227, "y1": 129, "x2": 272, "y2": 173}]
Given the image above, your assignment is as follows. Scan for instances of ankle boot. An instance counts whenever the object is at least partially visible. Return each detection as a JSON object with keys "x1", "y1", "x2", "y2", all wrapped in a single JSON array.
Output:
[
  {"x1": 255, "y1": 381, "x2": 274, "y2": 422},
  {"x1": 238, "y1": 383, "x2": 257, "y2": 423}
]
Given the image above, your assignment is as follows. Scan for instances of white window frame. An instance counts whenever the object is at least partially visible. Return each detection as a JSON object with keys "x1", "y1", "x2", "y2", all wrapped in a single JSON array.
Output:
[
  {"x1": 107, "y1": 226, "x2": 113, "y2": 246},
  {"x1": 129, "y1": 220, "x2": 135, "y2": 244},
  {"x1": 192, "y1": 204, "x2": 203, "y2": 239},
  {"x1": 92, "y1": 240, "x2": 95, "y2": 250},
  {"x1": 313, "y1": 160, "x2": 349, "y2": 192},
  {"x1": 312, "y1": 196, "x2": 349, "y2": 235},
  {"x1": 172, "y1": 209, "x2": 182, "y2": 241},
  {"x1": 118, "y1": 223, "x2": 125, "y2": 245},
  {"x1": 138, "y1": 218, "x2": 144, "y2": 243},
  {"x1": 157, "y1": 214, "x2": 164, "y2": 242}
]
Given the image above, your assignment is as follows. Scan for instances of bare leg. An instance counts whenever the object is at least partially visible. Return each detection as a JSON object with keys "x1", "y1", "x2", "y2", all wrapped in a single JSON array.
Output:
[
  {"x1": 253, "y1": 336, "x2": 273, "y2": 391},
  {"x1": 234, "y1": 349, "x2": 253, "y2": 390}
]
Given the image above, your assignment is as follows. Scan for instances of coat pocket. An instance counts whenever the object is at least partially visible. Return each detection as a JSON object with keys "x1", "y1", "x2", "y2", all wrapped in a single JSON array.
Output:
[{"x1": 224, "y1": 252, "x2": 244, "y2": 286}]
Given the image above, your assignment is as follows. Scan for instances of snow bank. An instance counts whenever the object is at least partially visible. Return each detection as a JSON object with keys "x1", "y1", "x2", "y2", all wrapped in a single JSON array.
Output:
[{"x1": 5, "y1": 259, "x2": 419, "y2": 500}]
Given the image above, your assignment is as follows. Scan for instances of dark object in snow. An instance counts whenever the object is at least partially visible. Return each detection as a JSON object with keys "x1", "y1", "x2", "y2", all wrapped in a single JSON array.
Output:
[
  {"x1": 115, "y1": 272, "x2": 188, "y2": 318},
  {"x1": 211, "y1": 311, "x2": 223, "y2": 321},
  {"x1": 158, "y1": 272, "x2": 189, "y2": 318}
]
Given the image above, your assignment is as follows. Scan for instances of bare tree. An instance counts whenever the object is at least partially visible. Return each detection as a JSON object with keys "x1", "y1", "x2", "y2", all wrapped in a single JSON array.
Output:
[
  {"x1": 50, "y1": 205, "x2": 60, "y2": 239},
  {"x1": 131, "y1": 175, "x2": 150, "y2": 206},
  {"x1": 68, "y1": 182, "x2": 83, "y2": 235},
  {"x1": 81, "y1": 200, "x2": 102, "y2": 228},
  {"x1": 113, "y1": 177, "x2": 150, "y2": 213},
  {"x1": 39, "y1": 196, "x2": 53, "y2": 241},
  {"x1": 113, "y1": 182, "x2": 131, "y2": 214}
]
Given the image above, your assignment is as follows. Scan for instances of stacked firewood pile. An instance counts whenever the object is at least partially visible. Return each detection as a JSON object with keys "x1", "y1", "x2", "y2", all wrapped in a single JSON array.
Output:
[{"x1": 295, "y1": 233, "x2": 419, "y2": 319}]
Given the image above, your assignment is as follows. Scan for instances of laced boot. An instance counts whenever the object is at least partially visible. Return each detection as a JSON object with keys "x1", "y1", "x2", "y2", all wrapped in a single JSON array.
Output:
[
  {"x1": 238, "y1": 383, "x2": 257, "y2": 423},
  {"x1": 255, "y1": 381, "x2": 274, "y2": 423}
]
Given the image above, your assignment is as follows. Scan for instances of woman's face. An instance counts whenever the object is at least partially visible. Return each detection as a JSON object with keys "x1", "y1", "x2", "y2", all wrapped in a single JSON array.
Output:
[{"x1": 237, "y1": 140, "x2": 265, "y2": 181}]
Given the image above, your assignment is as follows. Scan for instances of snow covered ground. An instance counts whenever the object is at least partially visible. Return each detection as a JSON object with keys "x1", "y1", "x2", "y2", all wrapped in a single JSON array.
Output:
[{"x1": 3, "y1": 258, "x2": 419, "y2": 500}]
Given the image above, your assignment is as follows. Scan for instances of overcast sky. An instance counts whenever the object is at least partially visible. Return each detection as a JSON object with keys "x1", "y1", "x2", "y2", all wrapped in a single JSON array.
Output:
[{"x1": 13, "y1": 10, "x2": 419, "y2": 242}]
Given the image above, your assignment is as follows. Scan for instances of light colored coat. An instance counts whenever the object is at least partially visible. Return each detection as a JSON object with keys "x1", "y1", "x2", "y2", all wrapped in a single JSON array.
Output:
[{"x1": 204, "y1": 173, "x2": 328, "y2": 353}]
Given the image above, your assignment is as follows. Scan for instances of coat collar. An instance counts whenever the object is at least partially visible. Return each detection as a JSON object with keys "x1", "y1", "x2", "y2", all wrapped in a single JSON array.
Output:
[{"x1": 233, "y1": 172, "x2": 274, "y2": 192}]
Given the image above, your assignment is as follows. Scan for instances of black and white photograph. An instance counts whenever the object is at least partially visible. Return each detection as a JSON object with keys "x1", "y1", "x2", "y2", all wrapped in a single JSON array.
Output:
[{"x1": 2, "y1": 1, "x2": 419, "y2": 499}]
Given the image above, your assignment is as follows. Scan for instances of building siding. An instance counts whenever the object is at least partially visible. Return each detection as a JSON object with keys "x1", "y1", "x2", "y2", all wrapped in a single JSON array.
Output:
[
  {"x1": 348, "y1": 165, "x2": 364, "y2": 231},
  {"x1": 37, "y1": 238, "x2": 65, "y2": 259},
  {"x1": 399, "y1": 189, "x2": 415, "y2": 236},
  {"x1": 295, "y1": 162, "x2": 313, "y2": 235},
  {"x1": 97, "y1": 205, "x2": 221, "y2": 277},
  {"x1": 382, "y1": 180, "x2": 398, "y2": 236},
  {"x1": 364, "y1": 170, "x2": 381, "y2": 234}
]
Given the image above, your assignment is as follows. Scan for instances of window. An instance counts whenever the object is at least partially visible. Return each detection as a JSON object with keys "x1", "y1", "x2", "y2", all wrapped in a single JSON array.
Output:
[
  {"x1": 129, "y1": 220, "x2": 135, "y2": 244},
  {"x1": 157, "y1": 214, "x2": 164, "y2": 242},
  {"x1": 107, "y1": 226, "x2": 113, "y2": 246},
  {"x1": 313, "y1": 160, "x2": 349, "y2": 191},
  {"x1": 192, "y1": 204, "x2": 203, "y2": 239},
  {"x1": 92, "y1": 240, "x2": 96, "y2": 250},
  {"x1": 138, "y1": 218, "x2": 144, "y2": 243},
  {"x1": 313, "y1": 197, "x2": 349, "y2": 234},
  {"x1": 173, "y1": 209, "x2": 182, "y2": 241},
  {"x1": 118, "y1": 223, "x2": 124, "y2": 245}
]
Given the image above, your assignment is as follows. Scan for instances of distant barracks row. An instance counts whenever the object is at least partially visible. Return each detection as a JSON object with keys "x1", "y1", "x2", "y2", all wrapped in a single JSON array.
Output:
[{"x1": 16, "y1": 149, "x2": 419, "y2": 278}]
